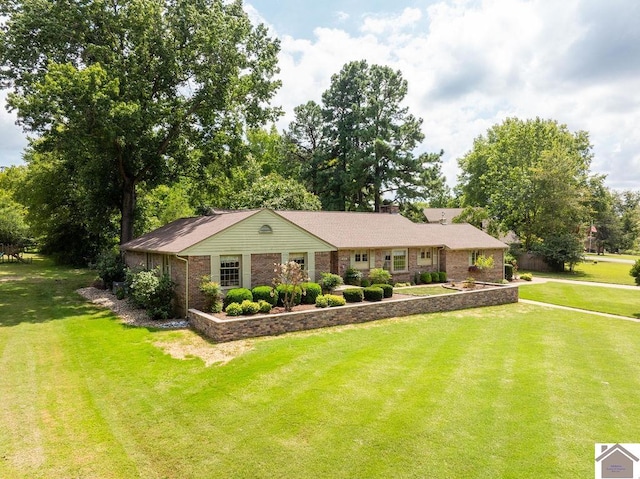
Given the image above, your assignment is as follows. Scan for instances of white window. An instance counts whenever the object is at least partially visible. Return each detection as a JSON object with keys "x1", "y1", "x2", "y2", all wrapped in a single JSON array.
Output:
[
  {"x1": 383, "y1": 251, "x2": 392, "y2": 271},
  {"x1": 162, "y1": 255, "x2": 170, "y2": 275},
  {"x1": 392, "y1": 249, "x2": 407, "y2": 272},
  {"x1": 220, "y1": 255, "x2": 241, "y2": 287},
  {"x1": 289, "y1": 253, "x2": 306, "y2": 270},
  {"x1": 418, "y1": 248, "x2": 432, "y2": 266}
]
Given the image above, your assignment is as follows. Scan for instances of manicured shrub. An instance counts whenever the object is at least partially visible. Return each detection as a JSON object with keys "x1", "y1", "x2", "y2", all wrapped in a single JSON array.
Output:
[
  {"x1": 319, "y1": 272, "x2": 343, "y2": 293},
  {"x1": 315, "y1": 295, "x2": 329, "y2": 308},
  {"x1": 504, "y1": 263, "x2": 514, "y2": 281},
  {"x1": 363, "y1": 286, "x2": 384, "y2": 302},
  {"x1": 95, "y1": 248, "x2": 126, "y2": 290},
  {"x1": 327, "y1": 295, "x2": 346, "y2": 307},
  {"x1": 342, "y1": 288, "x2": 364, "y2": 303},
  {"x1": 127, "y1": 269, "x2": 175, "y2": 319},
  {"x1": 301, "y1": 282, "x2": 322, "y2": 304},
  {"x1": 371, "y1": 283, "x2": 393, "y2": 298},
  {"x1": 223, "y1": 288, "x2": 253, "y2": 308},
  {"x1": 520, "y1": 273, "x2": 533, "y2": 281},
  {"x1": 630, "y1": 260, "x2": 640, "y2": 285},
  {"x1": 438, "y1": 272, "x2": 447, "y2": 283},
  {"x1": 360, "y1": 278, "x2": 371, "y2": 287},
  {"x1": 241, "y1": 300, "x2": 261, "y2": 315},
  {"x1": 276, "y1": 284, "x2": 302, "y2": 306},
  {"x1": 252, "y1": 285, "x2": 278, "y2": 306},
  {"x1": 368, "y1": 267, "x2": 392, "y2": 285},
  {"x1": 344, "y1": 267, "x2": 362, "y2": 286},
  {"x1": 225, "y1": 302, "x2": 243, "y2": 316},
  {"x1": 420, "y1": 272, "x2": 433, "y2": 284},
  {"x1": 199, "y1": 276, "x2": 223, "y2": 313},
  {"x1": 430, "y1": 272, "x2": 440, "y2": 283},
  {"x1": 257, "y1": 300, "x2": 272, "y2": 313}
]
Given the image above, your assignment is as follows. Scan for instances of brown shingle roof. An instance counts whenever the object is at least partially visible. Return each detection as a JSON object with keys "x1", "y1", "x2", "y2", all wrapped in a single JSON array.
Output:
[
  {"x1": 120, "y1": 209, "x2": 508, "y2": 254},
  {"x1": 120, "y1": 210, "x2": 260, "y2": 253}
]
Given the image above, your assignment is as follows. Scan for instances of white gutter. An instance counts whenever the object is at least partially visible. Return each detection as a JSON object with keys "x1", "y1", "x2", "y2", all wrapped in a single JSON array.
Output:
[{"x1": 176, "y1": 255, "x2": 189, "y2": 318}]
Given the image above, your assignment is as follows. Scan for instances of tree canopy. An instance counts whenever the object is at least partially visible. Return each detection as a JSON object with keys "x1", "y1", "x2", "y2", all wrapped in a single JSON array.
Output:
[
  {"x1": 1, "y1": 0, "x2": 281, "y2": 250},
  {"x1": 458, "y1": 117, "x2": 594, "y2": 252},
  {"x1": 286, "y1": 60, "x2": 446, "y2": 212}
]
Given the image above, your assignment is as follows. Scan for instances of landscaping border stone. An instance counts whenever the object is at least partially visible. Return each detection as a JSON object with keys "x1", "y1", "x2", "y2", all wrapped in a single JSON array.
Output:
[{"x1": 189, "y1": 284, "x2": 519, "y2": 343}]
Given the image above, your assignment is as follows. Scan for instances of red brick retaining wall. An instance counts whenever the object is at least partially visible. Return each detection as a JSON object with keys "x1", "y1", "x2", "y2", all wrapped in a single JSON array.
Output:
[{"x1": 188, "y1": 285, "x2": 518, "y2": 343}]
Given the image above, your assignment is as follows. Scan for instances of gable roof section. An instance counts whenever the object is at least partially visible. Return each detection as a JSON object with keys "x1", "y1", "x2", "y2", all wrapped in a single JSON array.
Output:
[
  {"x1": 121, "y1": 209, "x2": 508, "y2": 254},
  {"x1": 120, "y1": 210, "x2": 259, "y2": 254}
]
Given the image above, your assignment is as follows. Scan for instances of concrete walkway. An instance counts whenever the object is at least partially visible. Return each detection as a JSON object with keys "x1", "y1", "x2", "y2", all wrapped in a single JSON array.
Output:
[{"x1": 519, "y1": 277, "x2": 640, "y2": 323}]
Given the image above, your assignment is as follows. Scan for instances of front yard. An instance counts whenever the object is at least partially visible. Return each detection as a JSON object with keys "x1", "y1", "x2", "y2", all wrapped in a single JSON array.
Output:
[{"x1": 2, "y1": 257, "x2": 640, "y2": 478}]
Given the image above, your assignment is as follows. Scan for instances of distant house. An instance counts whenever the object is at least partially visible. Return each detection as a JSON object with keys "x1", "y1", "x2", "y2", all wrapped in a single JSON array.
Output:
[{"x1": 121, "y1": 209, "x2": 508, "y2": 316}]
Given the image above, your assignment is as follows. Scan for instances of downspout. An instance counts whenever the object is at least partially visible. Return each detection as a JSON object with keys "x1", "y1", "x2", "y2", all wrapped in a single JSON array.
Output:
[{"x1": 176, "y1": 255, "x2": 189, "y2": 318}]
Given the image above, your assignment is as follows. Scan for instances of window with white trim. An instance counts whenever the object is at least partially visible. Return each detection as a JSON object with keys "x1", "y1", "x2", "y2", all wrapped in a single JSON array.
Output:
[
  {"x1": 392, "y1": 249, "x2": 407, "y2": 272},
  {"x1": 289, "y1": 253, "x2": 306, "y2": 270},
  {"x1": 418, "y1": 248, "x2": 432, "y2": 266},
  {"x1": 383, "y1": 251, "x2": 392, "y2": 271},
  {"x1": 162, "y1": 255, "x2": 170, "y2": 275},
  {"x1": 220, "y1": 255, "x2": 241, "y2": 287}
]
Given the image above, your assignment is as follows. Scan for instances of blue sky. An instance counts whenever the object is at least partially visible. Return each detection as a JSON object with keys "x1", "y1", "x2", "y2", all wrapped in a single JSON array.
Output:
[{"x1": 2, "y1": 0, "x2": 640, "y2": 191}]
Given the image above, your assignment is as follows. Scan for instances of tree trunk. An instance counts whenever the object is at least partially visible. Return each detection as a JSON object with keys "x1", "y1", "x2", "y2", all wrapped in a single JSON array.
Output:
[{"x1": 120, "y1": 177, "x2": 137, "y2": 245}]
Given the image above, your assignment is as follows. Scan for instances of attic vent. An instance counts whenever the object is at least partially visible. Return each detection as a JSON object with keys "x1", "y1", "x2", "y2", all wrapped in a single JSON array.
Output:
[{"x1": 259, "y1": 224, "x2": 273, "y2": 234}]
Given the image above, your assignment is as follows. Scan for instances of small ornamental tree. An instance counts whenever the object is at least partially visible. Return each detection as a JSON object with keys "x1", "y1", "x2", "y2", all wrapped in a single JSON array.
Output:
[
  {"x1": 273, "y1": 261, "x2": 308, "y2": 312},
  {"x1": 474, "y1": 255, "x2": 495, "y2": 271}
]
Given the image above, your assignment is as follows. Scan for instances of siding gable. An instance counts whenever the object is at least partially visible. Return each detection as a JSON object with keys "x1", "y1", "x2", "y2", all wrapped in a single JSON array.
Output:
[{"x1": 180, "y1": 209, "x2": 335, "y2": 256}]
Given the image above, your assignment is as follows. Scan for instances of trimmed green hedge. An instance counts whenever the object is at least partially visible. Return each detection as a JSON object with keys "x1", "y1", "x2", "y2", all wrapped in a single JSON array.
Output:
[
  {"x1": 301, "y1": 282, "x2": 322, "y2": 304},
  {"x1": 223, "y1": 288, "x2": 253, "y2": 308},
  {"x1": 363, "y1": 287, "x2": 383, "y2": 302},
  {"x1": 371, "y1": 283, "x2": 393, "y2": 298},
  {"x1": 420, "y1": 272, "x2": 432, "y2": 284},
  {"x1": 252, "y1": 286, "x2": 278, "y2": 306},
  {"x1": 343, "y1": 288, "x2": 364, "y2": 303}
]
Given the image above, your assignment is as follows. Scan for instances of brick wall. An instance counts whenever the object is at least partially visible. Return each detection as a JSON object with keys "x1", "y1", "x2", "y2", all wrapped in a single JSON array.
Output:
[
  {"x1": 444, "y1": 249, "x2": 505, "y2": 282},
  {"x1": 124, "y1": 251, "x2": 146, "y2": 270},
  {"x1": 315, "y1": 252, "x2": 332, "y2": 281},
  {"x1": 251, "y1": 253, "x2": 282, "y2": 287},
  {"x1": 189, "y1": 285, "x2": 519, "y2": 343},
  {"x1": 171, "y1": 256, "x2": 187, "y2": 316},
  {"x1": 187, "y1": 256, "x2": 211, "y2": 312}
]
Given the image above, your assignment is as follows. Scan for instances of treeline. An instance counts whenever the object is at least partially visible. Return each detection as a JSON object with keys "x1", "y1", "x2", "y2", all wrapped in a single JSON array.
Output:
[{"x1": 0, "y1": 0, "x2": 637, "y2": 266}]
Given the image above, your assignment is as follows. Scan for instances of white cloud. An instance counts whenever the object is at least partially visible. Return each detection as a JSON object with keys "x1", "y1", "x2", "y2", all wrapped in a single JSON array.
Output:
[
  {"x1": 335, "y1": 11, "x2": 349, "y2": 22},
  {"x1": 269, "y1": 0, "x2": 640, "y2": 190}
]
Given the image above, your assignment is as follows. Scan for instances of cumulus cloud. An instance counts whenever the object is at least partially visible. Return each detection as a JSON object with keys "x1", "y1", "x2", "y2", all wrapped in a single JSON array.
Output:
[{"x1": 268, "y1": 0, "x2": 640, "y2": 190}]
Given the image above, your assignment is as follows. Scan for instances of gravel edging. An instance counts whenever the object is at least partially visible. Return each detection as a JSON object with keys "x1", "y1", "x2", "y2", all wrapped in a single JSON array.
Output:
[{"x1": 77, "y1": 287, "x2": 189, "y2": 329}]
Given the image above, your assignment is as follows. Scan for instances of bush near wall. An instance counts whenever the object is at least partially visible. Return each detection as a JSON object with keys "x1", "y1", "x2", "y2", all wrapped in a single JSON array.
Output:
[
  {"x1": 252, "y1": 285, "x2": 278, "y2": 306},
  {"x1": 363, "y1": 287, "x2": 384, "y2": 302},
  {"x1": 371, "y1": 283, "x2": 393, "y2": 298},
  {"x1": 343, "y1": 288, "x2": 364, "y2": 303},
  {"x1": 300, "y1": 282, "x2": 322, "y2": 304},
  {"x1": 223, "y1": 288, "x2": 253, "y2": 308},
  {"x1": 420, "y1": 272, "x2": 432, "y2": 284}
]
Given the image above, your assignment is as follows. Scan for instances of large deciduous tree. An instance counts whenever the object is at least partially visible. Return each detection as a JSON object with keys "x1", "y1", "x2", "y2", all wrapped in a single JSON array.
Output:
[
  {"x1": 0, "y1": 0, "x2": 281, "y2": 249},
  {"x1": 458, "y1": 117, "x2": 594, "y2": 252},
  {"x1": 286, "y1": 60, "x2": 444, "y2": 212}
]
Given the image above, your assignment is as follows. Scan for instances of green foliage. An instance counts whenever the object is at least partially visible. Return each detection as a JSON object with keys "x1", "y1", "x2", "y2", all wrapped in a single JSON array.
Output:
[
  {"x1": 420, "y1": 272, "x2": 433, "y2": 284},
  {"x1": 223, "y1": 288, "x2": 253, "y2": 308},
  {"x1": 504, "y1": 264, "x2": 514, "y2": 281},
  {"x1": 326, "y1": 294, "x2": 346, "y2": 307},
  {"x1": 458, "y1": 117, "x2": 594, "y2": 250},
  {"x1": 532, "y1": 234, "x2": 584, "y2": 272},
  {"x1": 319, "y1": 272, "x2": 343, "y2": 293},
  {"x1": 115, "y1": 286, "x2": 126, "y2": 300},
  {"x1": 227, "y1": 173, "x2": 322, "y2": 211},
  {"x1": 343, "y1": 288, "x2": 364, "y2": 303},
  {"x1": 127, "y1": 269, "x2": 175, "y2": 319},
  {"x1": 438, "y1": 272, "x2": 447, "y2": 283},
  {"x1": 363, "y1": 287, "x2": 384, "y2": 302},
  {"x1": 257, "y1": 300, "x2": 272, "y2": 314},
  {"x1": 0, "y1": 189, "x2": 30, "y2": 246},
  {"x1": 225, "y1": 302, "x2": 243, "y2": 316},
  {"x1": 240, "y1": 300, "x2": 261, "y2": 315},
  {"x1": 474, "y1": 255, "x2": 495, "y2": 271},
  {"x1": 629, "y1": 260, "x2": 640, "y2": 285},
  {"x1": 360, "y1": 279, "x2": 371, "y2": 287},
  {"x1": 344, "y1": 267, "x2": 362, "y2": 286},
  {"x1": 520, "y1": 273, "x2": 533, "y2": 281},
  {"x1": 300, "y1": 282, "x2": 322, "y2": 304},
  {"x1": 286, "y1": 60, "x2": 445, "y2": 211},
  {"x1": 430, "y1": 272, "x2": 440, "y2": 283},
  {"x1": 1, "y1": 0, "x2": 281, "y2": 247},
  {"x1": 135, "y1": 182, "x2": 196, "y2": 237},
  {"x1": 275, "y1": 284, "x2": 302, "y2": 307},
  {"x1": 94, "y1": 249, "x2": 126, "y2": 289},
  {"x1": 315, "y1": 295, "x2": 329, "y2": 308},
  {"x1": 199, "y1": 276, "x2": 223, "y2": 313},
  {"x1": 368, "y1": 268, "x2": 392, "y2": 285},
  {"x1": 372, "y1": 283, "x2": 393, "y2": 298},
  {"x1": 251, "y1": 286, "x2": 278, "y2": 306}
]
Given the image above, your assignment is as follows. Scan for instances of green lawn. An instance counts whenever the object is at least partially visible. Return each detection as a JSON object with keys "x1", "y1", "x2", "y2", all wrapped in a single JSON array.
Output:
[
  {"x1": 3, "y1": 258, "x2": 640, "y2": 478},
  {"x1": 522, "y1": 259, "x2": 636, "y2": 285},
  {"x1": 519, "y1": 282, "x2": 640, "y2": 318}
]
